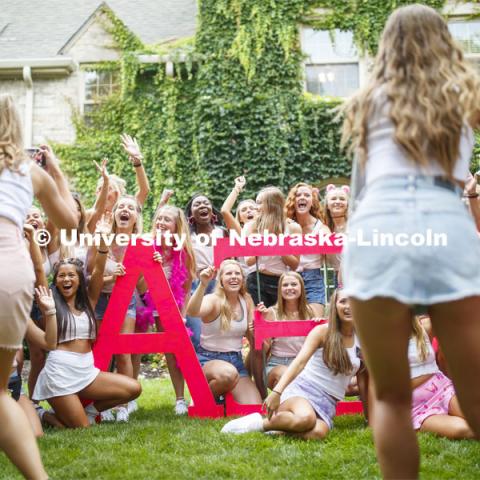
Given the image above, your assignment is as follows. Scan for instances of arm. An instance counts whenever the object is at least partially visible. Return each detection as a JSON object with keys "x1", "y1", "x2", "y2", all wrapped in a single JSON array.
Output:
[
  {"x1": 263, "y1": 324, "x2": 327, "y2": 418},
  {"x1": 357, "y1": 363, "x2": 370, "y2": 423},
  {"x1": 31, "y1": 163, "x2": 77, "y2": 231},
  {"x1": 24, "y1": 225, "x2": 48, "y2": 288},
  {"x1": 465, "y1": 174, "x2": 480, "y2": 232},
  {"x1": 87, "y1": 159, "x2": 109, "y2": 233},
  {"x1": 87, "y1": 221, "x2": 110, "y2": 308},
  {"x1": 242, "y1": 221, "x2": 257, "y2": 266},
  {"x1": 25, "y1": 286, "x2": 57, "y2": 350},
  {"x1": 120, "y1": 133, "x2": 150, "y2": 206},
  {"x1": 221, "y1": 176, "x2": 246, "y2": 234},
  {"x1": 186, "y1": 266, "x2": 217, "y2": 318}
]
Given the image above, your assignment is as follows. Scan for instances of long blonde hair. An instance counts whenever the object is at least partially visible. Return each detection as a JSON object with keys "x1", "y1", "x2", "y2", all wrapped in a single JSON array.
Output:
[
  {"x1": 214, "y1": 259, "x2": 249, "y2": 332},
  {"x1": 254, "y1": 186, "x2": 286, "y2": 235},
  {"x1": 152, "y1": 205, "x2": 197, "y2": 281},
  {"x1": 0, "y1": 94, "x2": 27, "y2": 173},
  {"x1": 411, "y1": 316, "x2": 429, "y2": 362},
  {"x1": 323, "y1": 289, "x2": 354, "y2": 375},
  {"x1": 111, "y1": 195, "x2": 143, "y2": 234},
  {"x1": 342, "y1": 4, "x2": 480, "y2": 175},
  {"x1": 274, "y1": 272, "x2": 314, "y2": 320}
]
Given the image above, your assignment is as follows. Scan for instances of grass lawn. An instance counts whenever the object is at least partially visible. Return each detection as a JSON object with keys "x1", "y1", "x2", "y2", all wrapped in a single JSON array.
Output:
[{"x1": 1, "y1": 378, "x2": 479, "y2": 479}]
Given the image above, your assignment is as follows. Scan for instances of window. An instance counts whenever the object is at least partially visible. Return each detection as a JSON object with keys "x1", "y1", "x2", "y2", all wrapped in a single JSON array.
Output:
[
  {"x1": 448, "y1": 19, "x2": 480, "y2": 73},
  {"x1": 301, "y1": 28, "x2": 359, "y2": 97},
  {"x1": 83, "y1": 70, "x2": 120, "y2": 117}
]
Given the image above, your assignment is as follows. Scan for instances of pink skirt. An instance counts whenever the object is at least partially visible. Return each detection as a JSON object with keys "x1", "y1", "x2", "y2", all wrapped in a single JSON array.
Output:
[
  {"x1": 0, "y1": 219, "x2": 35, "y2": 350},
  {"x1": 411, "y1": 371, "x2": 455, "y2": 430}
]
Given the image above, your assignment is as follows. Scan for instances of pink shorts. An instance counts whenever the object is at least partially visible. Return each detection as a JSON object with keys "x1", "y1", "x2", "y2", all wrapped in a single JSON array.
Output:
[{"x1": 411, "y1": 371, "x2": 455, "y2": 430}]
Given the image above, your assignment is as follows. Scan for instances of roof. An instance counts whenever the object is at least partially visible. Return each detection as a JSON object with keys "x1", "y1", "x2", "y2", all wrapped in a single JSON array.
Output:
[{"x1": 0, "y1": 0, "x2": 197, "y2": 60}]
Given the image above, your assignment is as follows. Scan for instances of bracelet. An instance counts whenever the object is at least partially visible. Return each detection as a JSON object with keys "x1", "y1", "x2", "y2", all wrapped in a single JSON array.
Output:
[
  {"x1": 98, "y1": 249, "x2": 109, "y2": 254},
  {"x1": 133, "y1": 163, "x2": 142, "y2": 168},
  {"x1": 44, "y1": 309, "x2": 56, "y2": 316},
  {"x1": 464, "y1": 193, "x2": 479, "y2": 198},
  {"x1": 272, "y1": 389, "x2": 282, "y2": 396}
]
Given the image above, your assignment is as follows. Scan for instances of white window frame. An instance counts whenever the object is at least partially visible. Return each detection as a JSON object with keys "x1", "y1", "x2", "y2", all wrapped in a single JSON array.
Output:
[
  {"x1": 447, "y1": 17, "x2": 480, "y2": 73},
  {"x1": 80, "y1": 68, "x2": 120, "y2": 116}
]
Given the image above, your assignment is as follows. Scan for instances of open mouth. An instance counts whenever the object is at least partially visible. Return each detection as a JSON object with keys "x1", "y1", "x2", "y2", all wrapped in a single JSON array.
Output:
[
  {"x1": 28, "y1": 221, "x2": 39, "y2": 229},
  {"x1": 119, "y1": 212, "x2": 130, "y2": 222},
  {"x1": 198, "y1": 208, "x2": 210, "y2": 219},
  {"x1": 297, "y1": 200, "x2": 308, "y2": 209},
  {"x1": 246, "y1": 212, "x2": 255, "y2": 220},
  {"x1": 62, "y1": 284, "x2": 73, "y2": 293}
]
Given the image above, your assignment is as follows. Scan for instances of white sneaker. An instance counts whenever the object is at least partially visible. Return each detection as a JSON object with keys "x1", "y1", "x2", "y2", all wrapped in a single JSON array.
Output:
[
  {"x1": 174, "y1": 399, "x2": 188, "y2": 415},
  {"x1": 101, "y1": 409, "x2": 116, "y2": 422},
  {"x1": 221, "y1": 413, "x2": 264, "y2": 434},
  {"x1": 116, "y1": 407, "x2": 129, "y2": 423},
  {"x1": 127, "y1": 400, "x2": 138, "y2": 414}
]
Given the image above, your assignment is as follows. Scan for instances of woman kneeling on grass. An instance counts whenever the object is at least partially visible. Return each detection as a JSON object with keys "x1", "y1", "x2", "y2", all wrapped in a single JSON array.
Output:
[
  {"x1": 186, "y1": 260, "x2": 262, "y2": 404},
  {"x1": 32, "y1": 246, "x2": 141, "y2": 427},
  {"x1": 221, "y1": 289, "x2": 366, "y2": 439}
]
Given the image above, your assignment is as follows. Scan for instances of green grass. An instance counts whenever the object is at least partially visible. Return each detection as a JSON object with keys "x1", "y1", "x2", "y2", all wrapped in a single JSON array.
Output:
[{"x1": 1, "y1": 379, "x2": 479, "y2": 479}]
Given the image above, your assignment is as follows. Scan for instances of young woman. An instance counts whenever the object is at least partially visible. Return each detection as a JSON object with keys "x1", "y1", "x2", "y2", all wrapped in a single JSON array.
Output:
[
  {"x1": 243, "y1": 186, "x2": 302, "y2": 307},
  {"x1": 184, "y1": 193, "x2": 226, "y2": 349},
  {"x1": 341, "y1": 5, "x2": 480, "y2": 478},
  {"x1": 324, "y1": 184, "x2": 350, "y2": 286},
  {"x1": 221, "y1": 289, "x2": 365, "y2": 439},
  {"x1": 285, "y1": 183, "x2": 330, "y2": 316},
  {"x1": 90, "y1": 194, "x2": 143, "y2": 422},
  {"x1": 32, "y1": 240, "x2": 141, "y2": 428},
  {"x1": 186, "y1": 260, "x2": 262, "y2": 404},
  {"x1": 258, "y1": 272, "x2": 316, "y2": 390},
  {"x1": 137, "y1": 204, "x2": 196, "y2": 414},
  {"x1": 0, "y1": 93, "x2": 77, "y2": 480}
]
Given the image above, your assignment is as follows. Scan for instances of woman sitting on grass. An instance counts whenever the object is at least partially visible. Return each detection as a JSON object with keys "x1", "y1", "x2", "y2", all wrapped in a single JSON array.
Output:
[
  {"x1": 32, "y1": 230, "x2": 141, "y2": 428},
  {"x1": 258, "y1": 272, "x2": 317, "y2": 390},
  {"x1": 186, "y1": 260, "x2": 262, "y2": 404},
  {"x1": 221, "y1": 289, "x2": 366, "y2": 440}
]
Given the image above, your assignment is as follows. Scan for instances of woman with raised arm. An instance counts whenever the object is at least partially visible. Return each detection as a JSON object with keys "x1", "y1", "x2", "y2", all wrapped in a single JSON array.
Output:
[
  {"x1": 285, "y1": 183, "x2": 330, "y2": 316},
  {"x1": 341, "y1": 5, "x2": 480, "y2": 478},
  {"x1": 221, "y1": 289, "x2": 365, "y2": 440},
  {"x1": 186, "y1": 260, "x2": 262, "y2": 404},
  {"x1": 0, "y1": 93, "x2": 77, "y2": 480}
]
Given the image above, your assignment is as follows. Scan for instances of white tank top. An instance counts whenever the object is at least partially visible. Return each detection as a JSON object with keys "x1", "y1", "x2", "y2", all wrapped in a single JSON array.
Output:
[
  {"x1": 257, "y1": 224, "x2": 295, "y2": 276},
  {"x1": 269, "y1": 308, "x2": 306, "y2": 357},
  {"x1": 192, "y1": 227, "x2": 224, "y2": 273},
  {"x1": 408, "y1": 334, "x2": 439, "y2": 379},
  {"x1": 0, "y1": 162, "x2": 33, "y2": 229},
  {"x1": 58, "y1": 311, "x2": 95, "y2": 343},
  {"x1": 299, "y1": 335, "x2": 361, "y2": 400},
  {"x1": 298, "y1": 220, "x2": 325, "y2": 271},
  {"x1": 366, "y1": 89, "x2": 473, "y2": 185},
  {"x1": 200, "y1": 296, "x2": 248, "y2": 352}
]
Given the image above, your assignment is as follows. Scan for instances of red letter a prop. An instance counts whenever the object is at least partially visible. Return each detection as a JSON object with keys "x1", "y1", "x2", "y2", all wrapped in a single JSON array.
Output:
[{"x1": 93, "y1": 242, "x2": 223, "y2": 417}]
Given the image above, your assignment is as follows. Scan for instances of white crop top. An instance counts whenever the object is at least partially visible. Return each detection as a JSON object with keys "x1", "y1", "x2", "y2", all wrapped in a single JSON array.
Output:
[
  {"x1": 408, "y1": 334, "x2": 439, "y2": 380},
  {"x1": 200, "y1": 296, "x2": 248, "y2": 353},
  {"x1": 366, "y1": 90, "x2": 474, "y2": 185},
  {"x1": 58, "y1": 311, "x2": 95, "y2": 343},
  {"x1": 298, "y1": 335, "x2": 361, "y2": 400},
  {"x1": 0, "y1": 162, "x2": 34, "y2": 230}
]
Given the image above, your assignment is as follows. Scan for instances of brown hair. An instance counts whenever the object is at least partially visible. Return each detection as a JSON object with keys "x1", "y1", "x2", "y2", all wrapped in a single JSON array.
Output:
[
  {"x1": 274, "y1": 272, "x2": 314, "y2": 320},
  {"x1": 285, "y1": 183, "x2": 325, "y2": 223},
  {"x1": 254, "y1": 186, "x2": 286, "y2": 235}
]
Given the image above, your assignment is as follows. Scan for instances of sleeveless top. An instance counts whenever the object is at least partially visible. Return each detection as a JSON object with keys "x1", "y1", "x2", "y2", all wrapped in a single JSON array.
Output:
[
  {"x1": 270, "y1": 308, "x2": 306, "y2": 358},
  {"x1": 200, "y1": 296, "x2": 248, "y2": 353},
  {"x1": 192, "y1": 226, "x2": 224, "y2": 273},
  {"x1": 257, "y1": 223, "x2": 295, "y2": 276},
  {"x1": 0, "y1": 162, "x2": 34, "y2": 229},
  {"x1": 299, "y1": 335, "x2": 361, "y2": 400},
  {"x1": 366, "y1": 89, "x2": 473, "y2": 185},
  {"x1": 298, "y1": 220, "x2": 325, "y2": 271},
  {"x1": 408, "y1": 334, "x2": 439, "y2": 380},
  {"x1": 58, "y1": 311, "x2": 95, "y2": 343}
]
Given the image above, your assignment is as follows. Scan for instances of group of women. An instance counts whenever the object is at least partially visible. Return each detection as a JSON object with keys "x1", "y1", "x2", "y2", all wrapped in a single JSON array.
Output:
[{"x1": 1, "y1": 4, "x2": 480, "y2": 480}]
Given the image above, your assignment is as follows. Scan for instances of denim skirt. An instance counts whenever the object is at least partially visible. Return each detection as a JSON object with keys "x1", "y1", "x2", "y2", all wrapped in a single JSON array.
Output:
[{"x1": 342, "y1": 176, "x2": 480, "y2": 305}]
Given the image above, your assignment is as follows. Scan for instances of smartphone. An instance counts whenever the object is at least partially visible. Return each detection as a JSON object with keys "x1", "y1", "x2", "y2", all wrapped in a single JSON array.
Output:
[{"x1": 25, "y1": 147, "x2": 46, "y2": 168}]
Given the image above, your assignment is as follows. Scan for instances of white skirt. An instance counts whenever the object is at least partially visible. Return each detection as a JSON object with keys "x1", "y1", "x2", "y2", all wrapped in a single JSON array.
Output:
[{"x1": 33, "y1": 350, "x2": 100, "y2": 400}]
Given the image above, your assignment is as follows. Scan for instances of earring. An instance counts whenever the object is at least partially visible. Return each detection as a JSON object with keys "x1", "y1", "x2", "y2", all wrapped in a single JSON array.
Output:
[
  {"x1": 211, "y1": 213, "x2": 218, "y2": 224},
  {"x1": 188, "y1": 216, "x2": 195, "y2": 225}
]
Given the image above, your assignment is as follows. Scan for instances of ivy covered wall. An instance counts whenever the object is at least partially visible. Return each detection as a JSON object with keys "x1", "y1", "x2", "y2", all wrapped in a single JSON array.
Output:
[{"x1": 58, "y1": 0, "x2": 480, "y2": 226}]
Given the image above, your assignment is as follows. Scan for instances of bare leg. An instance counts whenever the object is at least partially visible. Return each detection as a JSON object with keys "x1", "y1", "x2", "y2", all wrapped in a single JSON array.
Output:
[
  {"x1": 420, "y1": 414, "x2": 474, "y2": 439},
  {"x1": 0, "y1": 350, "x2": 47, "y2": 479},
  {"x1": 18, "y1": 395, "x2": 43, "y2": 438},
  {"x1": 27, "y1": 341, "x2": 46, "y2": 400},
  {"x1": 428, "y1": 297, "x2": 480, "y2": 438},
  {"x1": 351, "y1": 298, "x2": 419, "y2": 480},
  {"x1": 165, "y1": 354, "x2": 185, "y2": 400},
  {"x1": 292, "y1": 418, "x2": 329, "y2": 441},
  {"x1": 79, "y1": 371, "x2": 141, "y2": 412},
  {"x1": 115, "y1": 316, "x2": 136, "y2": 378},
  {"x1": 48, "y1": 394, "x2": 90, "y2": 428},
  {"x1": 202, "y1": 360, "x2": 239, "y2": 396},
  {"x1": 263, "y1": 397, "x2": 317, "y2": 434},
  {"x1": 267, "y1": 365, "x2": 287, "y2": 390},
  {"x1": 231, "y1": 377, "x2": 262, "y2": 404},
  {"x1": 131, "y1": 354, "x2": 142, "y2": 380}
]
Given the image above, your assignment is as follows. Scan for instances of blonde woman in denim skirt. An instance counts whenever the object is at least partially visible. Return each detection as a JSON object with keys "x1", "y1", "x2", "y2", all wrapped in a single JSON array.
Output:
[{"x1": 341, "y1": 5, "x2": 480, "y2": 479}]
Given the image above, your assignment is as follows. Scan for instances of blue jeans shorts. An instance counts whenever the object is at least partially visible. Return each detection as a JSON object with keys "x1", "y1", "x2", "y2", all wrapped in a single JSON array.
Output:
[
  {"x1": 196, "y1": 345, "x2": 249, "y2": 377},
  {"x1": 301, "y1": 268, "x2": 326, "y2": 305},
  {"x1": 95, "y1": 292, "x2": 137, "y2": 320},
  {"x1": 266, "y1": 354, "x2": 294, "y2": 375}
]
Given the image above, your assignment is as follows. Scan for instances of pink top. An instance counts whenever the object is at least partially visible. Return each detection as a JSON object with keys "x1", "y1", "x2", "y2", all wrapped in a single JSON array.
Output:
[{"x1": 269, "y1": 308, "x2": 306, "y2": 357}]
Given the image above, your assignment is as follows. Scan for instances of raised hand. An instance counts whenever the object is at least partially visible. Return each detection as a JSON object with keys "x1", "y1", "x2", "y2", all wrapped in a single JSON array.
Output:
[
  {"x1": 96, "y1": 214, "x2": 112, "y2": 236},
  {"x1": 234, "y1": 175, "x2": 246, "y2": 193},
  {"x1": 160, "y1": 189, "x2": 174, "y2": 205},
  {"x1": 35, "y1": 286, "x2": 55, "y2": 313},
  {"x1": 120, "y1": 133, "x2": 143, "y2": 162},
  {"x1": 38, "y1": 144, "x2": 60, "y2": 174},
  {"x1": 153, "y1": 251, "x2": 163, "y2": 264},
  {"x1": 199, "y1": 266, "x2": 216, "y2": 286},
  {"x1": 113, "y1": 263, "x2": 126, "y2": 277},
  {"x1": 93, "y1": 158, "x2": 109, "y2": 181},
  {"x1": 257, "y1": 301, "x2": 268, "y2": 314},
  {"x1": 23, "y1": 223, "x2": 35, "y2": 243}
]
